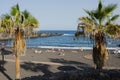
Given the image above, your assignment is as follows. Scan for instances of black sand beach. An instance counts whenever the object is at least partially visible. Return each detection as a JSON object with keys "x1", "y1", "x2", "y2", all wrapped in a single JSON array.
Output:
[{"x1": 0, "y1": 47, "x2": 120, "y2": 80}]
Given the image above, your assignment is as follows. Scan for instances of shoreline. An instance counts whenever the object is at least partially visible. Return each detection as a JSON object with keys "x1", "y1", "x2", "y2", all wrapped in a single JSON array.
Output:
[
  {"x1": 5, "y1": 45, "x2": 120, "y2": 50},
  {"x1": 37, "y1": 46, "x2": 120, "y2": 50}
]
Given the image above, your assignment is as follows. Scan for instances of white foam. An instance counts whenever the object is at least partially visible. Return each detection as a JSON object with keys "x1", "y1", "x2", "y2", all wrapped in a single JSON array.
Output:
[
  {"x1": 38, "y1": 46, "x2": 119, "y2": 50},
  {"x1": 6, "y1": 45, "x2": 119, "y2": 50},
  {"x1": 63, "y1": 34, "x2": 73, "y2": 36}
]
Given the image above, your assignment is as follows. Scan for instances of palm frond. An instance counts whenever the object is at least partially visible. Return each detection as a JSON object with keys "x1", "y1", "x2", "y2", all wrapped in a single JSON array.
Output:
[
  {"x1": 28, "y1": 15, "x2": 39, "y2": 28},
  {"x1": 98, "y1": 0, "x2": 103, "y2": 11},
  {"x1": 106, "y1": 24, "x2": 119, "y2": 36},
  {"x1": 10, "y1": 4, "x2": 20, "y2": 16},
  {"x1": 2, "y1": 14, "x2": 11, "y2": 19},
  {"x1": 111, "y1": 15, "x2": 119, "y2": 21},
  {"x1": 105, "y1": 4, "x2": 117, "y2": 16},
  {"x1": 84, "y1": 9, "x2": 92, "y2": 17},
  {"x1": 22, "y1": 10, "x2": 30, "y2": 19}
]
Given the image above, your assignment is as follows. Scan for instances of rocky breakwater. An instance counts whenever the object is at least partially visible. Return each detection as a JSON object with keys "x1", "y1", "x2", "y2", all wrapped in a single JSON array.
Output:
[
  {"x1": 38, "y1": 33, "x2": 63, "y2": 37},
  {"x1": 0, "y1": 33, "x2": 64, "y2": 41}
]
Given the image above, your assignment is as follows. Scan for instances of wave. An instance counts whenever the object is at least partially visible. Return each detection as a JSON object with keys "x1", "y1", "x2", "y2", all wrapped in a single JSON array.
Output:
[
  {"x1": 37, "y1": 46, "x2": 119, "y2": 50},
  {"x1": 63, "y1": 34, "x2": 74, "y2": 36},
  {"x1": 5, "y1": 44, "x2": 119, "y2": 50}
]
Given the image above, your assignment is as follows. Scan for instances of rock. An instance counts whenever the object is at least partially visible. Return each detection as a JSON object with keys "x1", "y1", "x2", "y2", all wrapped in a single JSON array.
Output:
[
  {"x1": 0, "y1": 33, "x2": 64, "y2": 41},
  {"x1": 38, "y1": 33, "x2": 63, "y2": 37}
]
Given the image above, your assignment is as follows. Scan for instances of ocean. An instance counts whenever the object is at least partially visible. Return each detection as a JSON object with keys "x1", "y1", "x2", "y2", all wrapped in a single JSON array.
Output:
[{"x1": 5, "y1": 30, "x2": 120, "y2": 49}]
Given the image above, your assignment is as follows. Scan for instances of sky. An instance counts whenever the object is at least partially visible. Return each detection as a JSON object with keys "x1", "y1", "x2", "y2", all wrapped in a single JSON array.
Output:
[{"x1": 0, "y1": 0, "x2": 120, "y2": 30}]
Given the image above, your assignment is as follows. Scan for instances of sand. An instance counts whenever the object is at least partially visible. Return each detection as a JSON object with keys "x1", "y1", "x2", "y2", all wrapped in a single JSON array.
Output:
[{"x1": 0, "y1": 47, "x2": 120, "y2": 80}]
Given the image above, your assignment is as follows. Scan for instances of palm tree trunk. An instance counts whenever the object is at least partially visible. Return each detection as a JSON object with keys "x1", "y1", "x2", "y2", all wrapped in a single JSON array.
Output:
[
  {"x1": 93, "y1": 31, "x2": 109, "y2": 69},
  {"x1": 15, "y1": 55, "x2": 20, "y2": 80},
  {"x1": 1, "y1": 54, "x2": 4, "y2": 67},
  {"x1": 13, "y1": 27, "x2": 26, "y2": 80}
]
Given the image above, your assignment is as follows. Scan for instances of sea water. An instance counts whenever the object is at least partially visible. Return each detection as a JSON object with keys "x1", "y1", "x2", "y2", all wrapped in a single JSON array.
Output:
[{"x1": 5, "y1": 30, "x2": 120, "y2": 49}]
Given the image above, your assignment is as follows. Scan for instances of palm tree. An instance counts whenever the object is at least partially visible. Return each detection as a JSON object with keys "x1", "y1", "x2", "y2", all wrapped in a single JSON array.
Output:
[
  {"x1": 10, "y1": 4, "x2": 26, "y2": 80},
  {"x1": 75, "y1": 0, "x2": 119, "y2": 69},
  {"x1": 10, "y1": 4, "x2": 39, "y2": 80}
]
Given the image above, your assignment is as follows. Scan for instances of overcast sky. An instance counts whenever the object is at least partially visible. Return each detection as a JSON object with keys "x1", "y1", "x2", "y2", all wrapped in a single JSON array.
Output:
[{"x1": 0, "y1": 0, "x2": 120, "y2": 30}]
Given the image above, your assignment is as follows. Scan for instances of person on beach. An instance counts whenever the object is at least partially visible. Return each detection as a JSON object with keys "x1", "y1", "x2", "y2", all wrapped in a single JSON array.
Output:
[{"x1": 57, "y1": 49, "x2": 65, "y2": 56}]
